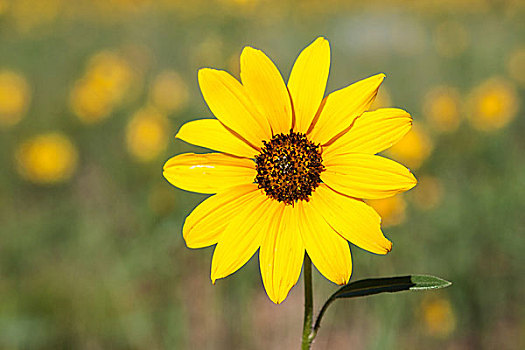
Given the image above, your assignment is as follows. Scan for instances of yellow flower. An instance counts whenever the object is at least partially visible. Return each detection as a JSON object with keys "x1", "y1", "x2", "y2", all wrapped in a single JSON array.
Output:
[
  {"x1": 388, "y1": 124, "x2": 433, "y2": 170},
  {"x1": 0, "y1": 70, "x2": 30, "y2": 128},
  {"x1": 163, "y1": 37, "x2": 416, "y2": 304},
  {"x1": 16, "y1": 132, "x2": 78, "y2": 184},
  {"x1": 126, "y1": 106, "x2": 170, "y2": 162},
  {"x1": 0, "y1": 0, "x2": 9, "y2": 16},
  {"x1": 367, "y1": 195, "x2": 406, "y2": 227},
  {"x1": 149, "y1": 70, "x2": 189, "y2": 113},
  {"x1": 70, "y1": 51, "x2": 133, "y2": 124},
  {"x1": 420, "y1": 296, "x2": 456, "y2": 338},
  {"x1": 467, "y1": 77, "x2": 519, "y2": 131},
  {"x1": 423, "y1": 86, "x2": 461, "y2": 133}
]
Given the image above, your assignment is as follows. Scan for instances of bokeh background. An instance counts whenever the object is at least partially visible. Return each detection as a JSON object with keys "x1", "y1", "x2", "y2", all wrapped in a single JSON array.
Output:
[{"x1": 1, "y1": 0, "x2": 524, "y2": 349}]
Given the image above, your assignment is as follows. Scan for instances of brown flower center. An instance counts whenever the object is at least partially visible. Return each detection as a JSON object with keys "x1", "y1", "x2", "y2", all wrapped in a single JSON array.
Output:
[{"x1": 255, "y1": 131, "x2": 324, "y2": 205}]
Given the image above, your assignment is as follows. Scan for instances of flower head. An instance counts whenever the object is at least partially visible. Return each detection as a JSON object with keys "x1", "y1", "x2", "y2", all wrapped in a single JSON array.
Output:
[
  {"x1": 126, "y1": 106, "x2": 170, "y2": 162},
  {"x1": 70, "y1": 51, "x2": 134, "y2": 124},
  {"x1": 163, "y1": 37, "x2": 416, "y2": 303},
  {"x1": 423, "y1": 86, "x2": 461, "y2": 133},
  {"x1": 16, "y1": 132, "x2": 78, "y2": 184},
  {"x1": 420, "y1": 296, "x2": 456, "y2": 338},
  {"x1": 0, "y1": 70, "x2": 30, "y2": 128},
  {"x1": 149, "y1": 70, "x2": 189, "y2": 113},
  {"x1": 467, "y1": 77, "x2": 519, "y2": 131}
]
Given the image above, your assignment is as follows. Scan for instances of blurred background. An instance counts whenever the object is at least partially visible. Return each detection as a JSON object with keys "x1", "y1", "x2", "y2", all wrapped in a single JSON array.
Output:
[{"x1": 1, "y1": 0, "x2": 524, "y2": 349}]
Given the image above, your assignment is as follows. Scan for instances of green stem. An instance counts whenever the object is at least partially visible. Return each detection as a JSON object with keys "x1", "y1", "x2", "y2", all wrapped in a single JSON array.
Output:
[
  {"x1": 301, "y1": 254, "x2": 313, "y2": 350},
  {"x1": 311, "y1": 294, "x2": 337, "y2": 341}
]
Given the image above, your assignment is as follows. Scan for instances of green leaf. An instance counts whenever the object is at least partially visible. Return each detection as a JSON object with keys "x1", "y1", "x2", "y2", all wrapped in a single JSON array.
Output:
[
  {"x1": 311, "y1": 275, "x2": 451, "y2": 337},
  {"x1": 333, "y1": 275, "x2": 452, "y2": 300},
  {"x1": 408, "y1": 275, "x2": 452, "y2": 291}
]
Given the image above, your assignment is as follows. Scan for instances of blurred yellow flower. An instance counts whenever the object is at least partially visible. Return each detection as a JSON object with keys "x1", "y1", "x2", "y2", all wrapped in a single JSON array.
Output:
[
  {"x1": 0, "y1": 70, "x2": 30, "y2": 127},
  {"x1": 388, "y1": 124, "x2": 433, "y2": 170},
  {"x1": 410, "y1": 175, "x2": 443, "y2": 211},
  {"x1": 367, "y1": 195, "x2": 406, "y2": 227},
  {"x1": 150, "y1": 70, "x2": 189, "y2": 113},
  {"x1": 467, "y1": 77, "x2": 519, "y2": 131},
  {"x1": 16, "y1": 133, "x2": 78, "y2": 184},
  {"x1": 0, "y1": 0, "x2": 8, "y2": 15},
  {"x1": 420, "y1": 296, "x2": 456, "y2": 338},
  {"x1": 70, "y1": 51, "x2": 134, "y2": 124},
  {"x1": 126, "y1": 106, "x2": 170, "y2": 162},
  {"x1": 70, "y1": 78, "x2": 111, "y2": 123},
  {"x1": 423, "y1": 86, "x2": 461, "y2": 133},
  {"x1": 433, "y1": 20, "x2": 469, "y2": 58},
  {"x1": 506, "y1": 46, "x2": 525, "y2": 86}
]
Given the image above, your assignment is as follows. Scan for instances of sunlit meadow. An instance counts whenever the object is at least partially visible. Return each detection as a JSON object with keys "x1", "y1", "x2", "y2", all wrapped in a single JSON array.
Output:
[{"x1": 1, "y1": 0, "x2": 523, "y2": 349}]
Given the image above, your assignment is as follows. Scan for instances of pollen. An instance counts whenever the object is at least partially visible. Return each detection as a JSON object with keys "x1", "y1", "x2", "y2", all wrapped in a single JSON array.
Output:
[{"x1": 255, "y1": 131, "x2": 324, "y2": 205}]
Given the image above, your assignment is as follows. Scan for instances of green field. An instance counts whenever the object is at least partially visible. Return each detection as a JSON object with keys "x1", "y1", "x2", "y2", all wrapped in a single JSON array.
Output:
[{"x1": 0, "y1": 1, "x2": 523, "y2": 349}]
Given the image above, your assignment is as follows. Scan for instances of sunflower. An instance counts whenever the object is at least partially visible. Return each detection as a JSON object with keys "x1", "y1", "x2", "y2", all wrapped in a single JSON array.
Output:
[{"x1": 163, "y1": 37, "x2": 416, "y2": 304}]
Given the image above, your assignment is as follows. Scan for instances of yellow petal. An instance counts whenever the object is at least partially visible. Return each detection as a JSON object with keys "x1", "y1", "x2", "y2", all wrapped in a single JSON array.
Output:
[
  {"x1": 240, "y1": 46, "x2": 292, "y2": 135},
  {"x1": 310, "y1": 184, "x2": 392, "y2": 254},
  {"x1": 324, "y1": 108, "x2": 412, "y2": 157},
  {"x1": 183, "y1": 184, "x2": 260, "y2": 248},
  {"x1": 260, "y1": 203, "x2": 305, "y2": 304},
  {"x1": 309, "y1": 74, "x2": 385, "y2": 145},
  {"x1": 198, "y1": 68, "x2": 271, "y2": 148},
  {"x1": 297, "y1": 200, "x2": 352, "y2": 285},
  {"x1": 288, "y1": 37, "x2": 330, "y2": 133},
  {"x1": 322, "y1": 153, "x2": 417, "y2": 199},
  {"x1": 211, "y1": 190, "x2": 275, "y2": 283},
  {"x1": 163, "y1": 153, "x2": 255, "y2": 194},
  {"x1": 176, "y1": 119, "x2": 258, "y2": 158}
]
